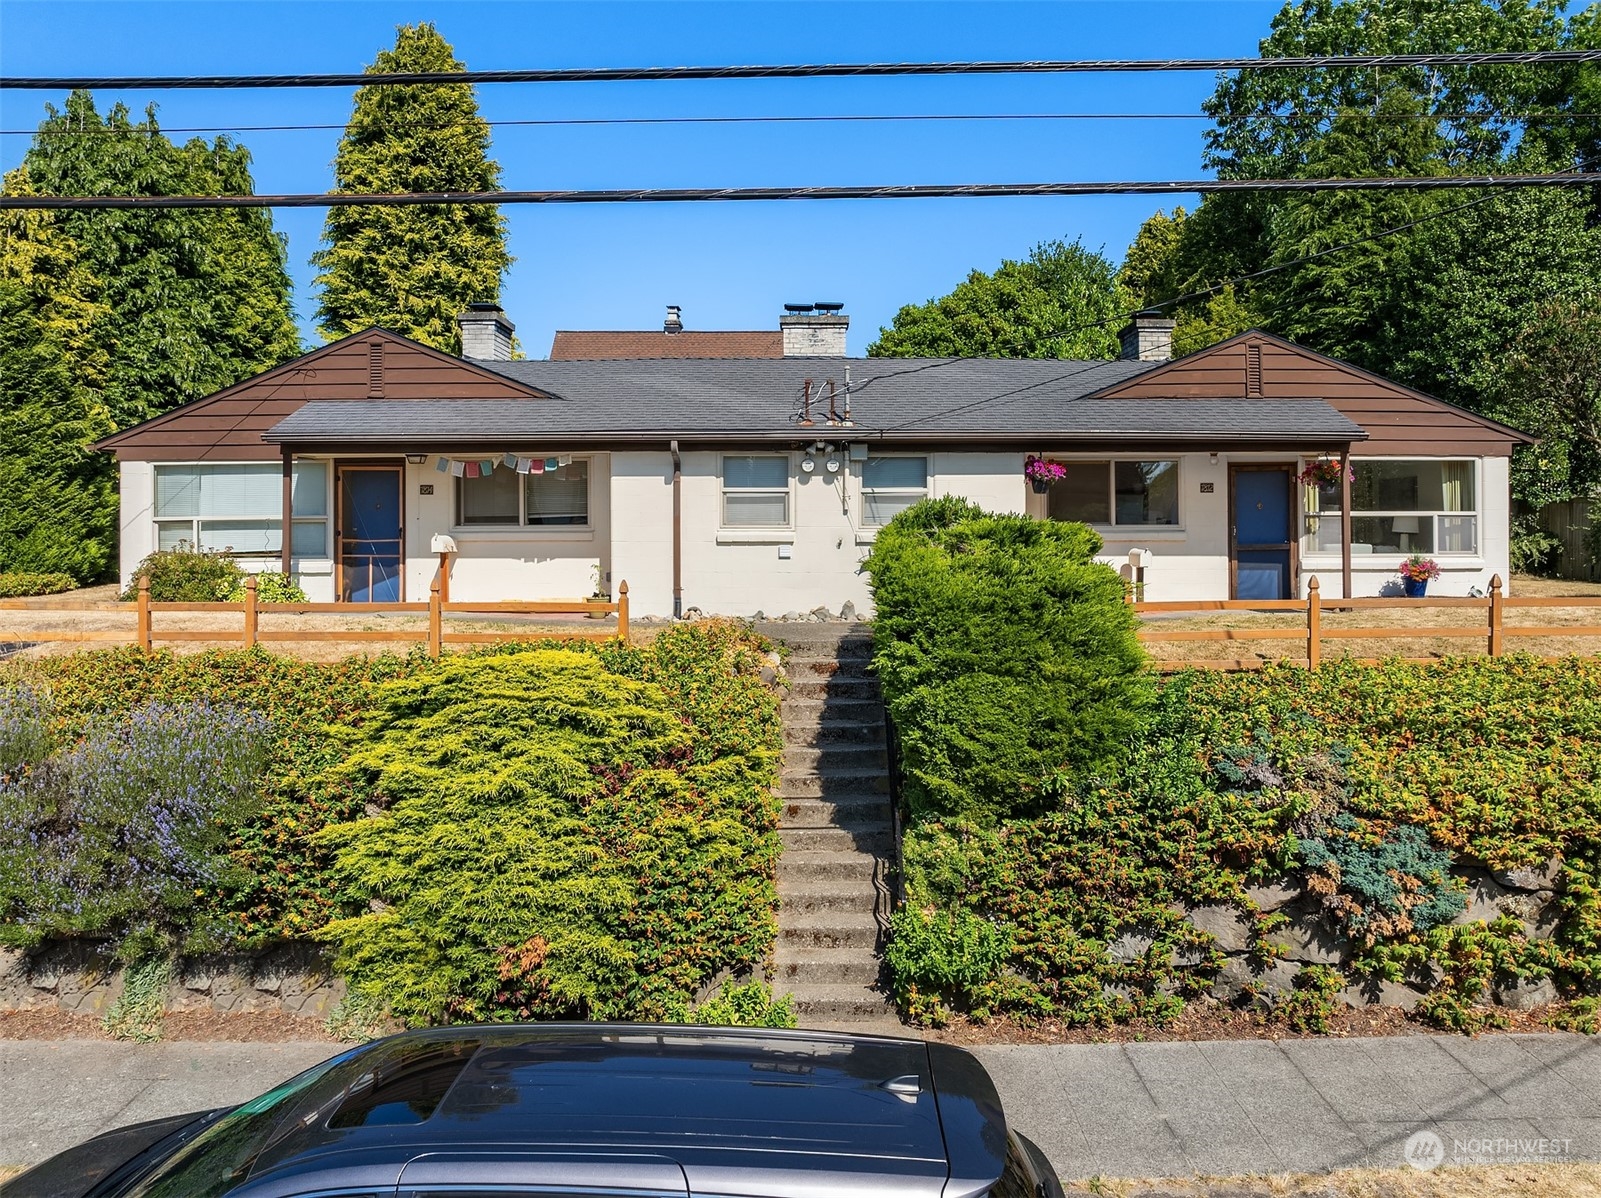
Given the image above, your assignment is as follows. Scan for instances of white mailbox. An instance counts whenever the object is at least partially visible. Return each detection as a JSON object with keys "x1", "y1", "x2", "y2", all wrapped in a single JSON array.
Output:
[{"x1": 430, "y1": 534, "x2": 458, "y2": 555}]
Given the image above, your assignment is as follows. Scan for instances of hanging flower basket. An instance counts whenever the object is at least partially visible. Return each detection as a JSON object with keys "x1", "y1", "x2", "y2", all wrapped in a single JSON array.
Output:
[
  {"x1": 1295, "y1": 458, "x2": 1353, "y2": 487},
  {"x1": 1399, "y1": 554, "x2": 1440, "y2": 597},
  {"x1": 1025, "y1": 455, "x2": 1067, "y2": 494}
]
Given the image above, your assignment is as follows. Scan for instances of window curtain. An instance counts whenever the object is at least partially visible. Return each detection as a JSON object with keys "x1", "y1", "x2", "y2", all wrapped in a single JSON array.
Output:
[{"x1": 1441, "y1": 462, "x2": 1472, "y2": 511}]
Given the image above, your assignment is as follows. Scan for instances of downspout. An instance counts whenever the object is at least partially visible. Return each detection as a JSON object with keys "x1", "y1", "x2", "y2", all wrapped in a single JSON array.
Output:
[
  {"x1": 1341, "y1": 441, "x2": 1354, "y2": 602},
  {"x1": 280, "y1": 446, "x2": 293, "y2": 577},
  {"x1": 669, "y1": 440, "x2": 683, "y2": 619}
]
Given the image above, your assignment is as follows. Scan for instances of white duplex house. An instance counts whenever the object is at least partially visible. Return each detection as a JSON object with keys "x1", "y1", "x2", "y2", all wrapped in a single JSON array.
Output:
[{"x1": 98, "y1": 303, "x2": 1527, "y2": 617}]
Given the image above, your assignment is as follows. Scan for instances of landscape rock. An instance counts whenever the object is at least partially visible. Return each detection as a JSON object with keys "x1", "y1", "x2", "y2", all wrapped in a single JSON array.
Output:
[
  {"x1": 1107, "y1": 932, "x2": 1155, "y2": 963},
  {"x1": 1493, "y1": 976, "x2": 1558, "y2": 1010},
  {"x1": 1452, "y1": 874, "x2": 1512, "y2": 925},
  {"x1": 1265, "y1": 914, "x2": 1346, "y2": 966},
  {"x1": 1184, "y1": 904, "x2": 1253, "y2": 954},
  {"x1": 1494, "y1": 858, "x2": 1563, "y2": 892},
  {"x1": 1245, "y1": 880, "x2": 1300, "y2": 913},
  {"x1": 1210, "y1": 956, "x2": 1300, "y2": 1004},
  {"x1": 1338, "y1": 978, "x2": 1424, "y2": 1012},
  {"x1": 809, "y1": 606, "x2": 833, "y2": 621},
  {"x1": 839, "y1": 600, "x2": 856, "y2": 620}
]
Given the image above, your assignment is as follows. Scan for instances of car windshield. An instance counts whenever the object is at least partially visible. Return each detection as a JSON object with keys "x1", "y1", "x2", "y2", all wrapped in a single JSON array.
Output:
[{"x1": 121, "y1": 1037, "x2": 482, "y2": 1198}]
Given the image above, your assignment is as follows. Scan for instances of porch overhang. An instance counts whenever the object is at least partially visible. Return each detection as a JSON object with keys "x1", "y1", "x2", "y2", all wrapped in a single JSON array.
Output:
[{"x1": 262, "y1": 397, "x2": 1370, "y2": 451}]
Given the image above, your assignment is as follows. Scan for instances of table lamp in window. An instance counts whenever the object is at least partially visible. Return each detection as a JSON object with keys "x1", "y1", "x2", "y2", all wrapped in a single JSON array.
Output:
[{"x1": 1390, "y1": 516, "x2": 1420, "y2": 552}]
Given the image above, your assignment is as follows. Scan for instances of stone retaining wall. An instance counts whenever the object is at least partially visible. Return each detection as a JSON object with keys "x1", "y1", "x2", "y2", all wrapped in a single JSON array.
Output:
[
  {"x1": 1141, "y1": 859, "x2": 1563, "y2": 1012},
  {"x1": 0, "y1": 942, "x2": 343, "y2": 1020}
]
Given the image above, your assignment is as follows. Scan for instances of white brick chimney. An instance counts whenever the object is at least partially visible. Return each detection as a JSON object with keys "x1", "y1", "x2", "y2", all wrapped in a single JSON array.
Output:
[
  {"x1": 1118, "y1": 310, "x2": 1176, "y2": 362},
  {"x1": 457, "y1": 303, "x2": 515, "y2": 361},
  {"x1": 780, "y1": 302, "x2": 849, "y2": 357}
]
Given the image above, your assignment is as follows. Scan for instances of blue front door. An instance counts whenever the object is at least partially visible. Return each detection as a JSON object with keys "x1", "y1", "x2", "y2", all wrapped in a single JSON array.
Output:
[
  {"x1": 339, "y1": 467, "x2": 403, "y2": 603},
  {"x1": 1232, "y1": 467, "x2": 1294, "y2": 600}
]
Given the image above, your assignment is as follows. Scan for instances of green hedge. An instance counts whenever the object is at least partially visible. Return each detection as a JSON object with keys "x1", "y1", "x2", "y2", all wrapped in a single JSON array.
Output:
[
  {"x1": 890, "y1": 658, "x2": 1601, "y2": 1033},
  {"x1": 1, "y1": 622, "x2": 786, "y2": 1026},
  {"x1": 0, "y1": 572, "x2": 75, "y2": 598},
  {"x1": 863, "y1": 497, "x2": 1150, "y2": 823}
]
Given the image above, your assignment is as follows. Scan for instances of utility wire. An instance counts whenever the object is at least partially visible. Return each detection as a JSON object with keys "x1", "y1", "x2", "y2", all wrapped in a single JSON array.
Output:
[
  {"x1": 7, "y1": 109, "x2": 1598, "y2": 137},
  {"x1": 4, "y1": 172, "x2": 1598, "y2": 210},
  {"x1": 5, "y1": 50, "x2": 1598, "y2": 90},
  {"x1": 851, "y1": 175, "x2": 1560, "y2": 426}
]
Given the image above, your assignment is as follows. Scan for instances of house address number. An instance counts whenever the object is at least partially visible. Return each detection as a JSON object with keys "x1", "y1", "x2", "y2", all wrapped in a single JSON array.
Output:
[{"x1": 1199, "y1": 482, "x2": 1215, "y2": 493}]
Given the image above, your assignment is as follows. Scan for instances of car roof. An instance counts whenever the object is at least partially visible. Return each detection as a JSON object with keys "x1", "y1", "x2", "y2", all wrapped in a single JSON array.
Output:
[{"x1": 228, "y1": 1024, "x2": 1008, "y2": 1198}]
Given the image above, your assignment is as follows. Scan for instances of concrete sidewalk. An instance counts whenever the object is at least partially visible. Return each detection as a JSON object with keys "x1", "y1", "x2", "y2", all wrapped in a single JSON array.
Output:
[{"x1": 2, "y1": 1033, "x2": 1597, "y2": 1181}]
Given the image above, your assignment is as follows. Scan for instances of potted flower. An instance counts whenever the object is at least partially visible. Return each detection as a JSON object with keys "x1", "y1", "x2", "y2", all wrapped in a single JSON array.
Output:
[
  {"x1": 1024, "y1": 455, "x2": 1067, "y2": 494},
  {"x1": 1398, "y1": 554, "x2": 1440, "y2": 598},
  {"x1": 1295, "y1": 458, "x2": 1353, "y2": 487}
]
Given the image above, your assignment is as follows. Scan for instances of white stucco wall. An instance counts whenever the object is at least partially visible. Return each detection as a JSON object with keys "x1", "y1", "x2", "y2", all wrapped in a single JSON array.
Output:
[
  {"x1": 409, "y1": 454, "x2": 611, "y2": 604},
  {"x1": 119, "y1": 448, "x2": 1514, "y2": 615}
]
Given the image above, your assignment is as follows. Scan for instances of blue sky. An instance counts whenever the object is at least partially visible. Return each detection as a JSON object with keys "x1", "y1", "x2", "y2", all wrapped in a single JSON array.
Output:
[{"x1": 1, "y1": 0, "x2": 1285, "y2": 356}]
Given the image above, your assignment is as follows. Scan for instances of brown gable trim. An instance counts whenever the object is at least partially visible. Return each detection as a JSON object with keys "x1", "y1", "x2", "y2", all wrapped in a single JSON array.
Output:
[
  {"x1": 95, "y1": 328, "x2": 546, "y2": 457},
  {"x1": 1086, "y1": 328, "x2": 1533, "y2": 446}
]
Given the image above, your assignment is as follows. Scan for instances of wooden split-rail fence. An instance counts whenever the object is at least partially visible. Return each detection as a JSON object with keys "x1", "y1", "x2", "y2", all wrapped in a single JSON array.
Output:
[
  {"x1": 7, "y1": 574, "x2": 630, "y2": 656},
  {"x1": 1134, "y1": 574, "x2": 1601, "y2": 670}
]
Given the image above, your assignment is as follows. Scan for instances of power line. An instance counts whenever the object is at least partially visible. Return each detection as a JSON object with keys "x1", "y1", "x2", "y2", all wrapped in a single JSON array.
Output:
[
  {"x1": 6, "y1": 109, "x2": 1598, "y2": 138},
  {"x1": 4, "y1": 172, "x2": 1598, "y2": 211},
  {"x1": 5, "y1": 50, "x2": 1598, "y2": 91},
  {"x1": 853, "y1": 178, "x2": 1555, "y2": 426}
]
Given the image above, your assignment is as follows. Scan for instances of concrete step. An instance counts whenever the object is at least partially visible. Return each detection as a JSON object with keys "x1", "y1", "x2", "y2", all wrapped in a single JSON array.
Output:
[
  {"x1": 782, "y1": 720, "x2": 886, "y2": 747},
  {"x1": 778, "y1": 698, "x2": 883, "y2": 717},
  {"x1": 783, "y1": 745, "x2": 888, "y2": 773},
  {"x1": 779, "y1": 825, "x2": 893, "y2": 854},
  {"x1": 781, "y1": 983, "x2": 896, "y2": 1020},
  {"x1": 778, "y1": 882, "x2": 880, "y2": 916},
  {"x1": 779, "y1": 911, "x2": 881, "y2": 950},
  {"x1": 779, "y1": 794, "x2": 892, "y2": 827},
  {"x1": 778, "y1": 772, "x2": 890, "y2": 799},
  {"x1": 772, "y1": 949, "x2": 883, "y2": 986},
  {"x1": 788, "y1": 678, "x2": 880, "y2": 701},
  {"x1": 778, "y1": 850, "x2": 879, "y2": 883},
  {"x1": 786, "y1": 656, "x2": 874, "y2": 681}
]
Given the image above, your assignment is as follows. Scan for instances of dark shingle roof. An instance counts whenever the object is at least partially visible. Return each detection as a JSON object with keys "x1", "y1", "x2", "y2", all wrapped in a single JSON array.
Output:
[{"x1": 263, "y1": 356, "x2": 1367, "y2": 446}]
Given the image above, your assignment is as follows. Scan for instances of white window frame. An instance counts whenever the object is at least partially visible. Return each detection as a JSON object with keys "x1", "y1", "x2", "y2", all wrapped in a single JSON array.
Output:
[
  {"x1": 153, "y1": 461, "x2": 331, "y2": 558},
  {"x1": 1303, "y1": 456, "x2": 1479, "y2": 557},
  {"x1": 719, "y1": 453, "x2": 793, "y2": 531},
  {"x1": 1044, "y1": 457, "x2": 1184, "y2": 530},
  {"x1": 859, "y1": 454, "x2": 930, "y2": 529},
  {"x1": 452, "y1": 458, "x2": 593, "y2": 531}
]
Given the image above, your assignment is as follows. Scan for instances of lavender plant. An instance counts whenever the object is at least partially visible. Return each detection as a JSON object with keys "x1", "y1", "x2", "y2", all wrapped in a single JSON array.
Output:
[
  {"x1": 0, "y1": 700, "x2": 268, "y2": 959},
  {"x1": 0, "y1": 684, "x2": 53, "y2": 778}
]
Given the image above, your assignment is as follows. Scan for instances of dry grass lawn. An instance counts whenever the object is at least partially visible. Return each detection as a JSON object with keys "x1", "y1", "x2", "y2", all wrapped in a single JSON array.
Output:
[
  {"x1": 1067, "y1": 1162, "x2": 1601, "y2": 1197},
  {"x1": 1139, "y1": 573, "x2": 1601, "y2": 668}
]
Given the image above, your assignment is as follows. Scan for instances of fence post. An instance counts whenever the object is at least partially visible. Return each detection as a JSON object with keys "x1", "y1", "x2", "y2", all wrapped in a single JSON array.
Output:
[
  {"x1": 1306, "y1": 575, "x2": 1321, "y2": 669},
  {"x1": 616, "y1": 580, "x2": 630, "y2": 644},
  {"x1": 243, "y1": 574, "x2": 258, "y2": 649},
  {"x1": 427, "y1": 574, "x2": 443, "y2": 658},
  {"x1": 136, "y1": 574, "x2": 152, "y2": 651},
  {"x1": 1489, "y1": 573, "x2": 1504, "y2": 657}
]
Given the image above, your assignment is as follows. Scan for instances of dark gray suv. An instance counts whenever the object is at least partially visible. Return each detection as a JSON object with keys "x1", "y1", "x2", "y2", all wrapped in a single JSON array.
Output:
[{"x1": 4, "y1": 1024, "x2": 1063, "y2": 1198}]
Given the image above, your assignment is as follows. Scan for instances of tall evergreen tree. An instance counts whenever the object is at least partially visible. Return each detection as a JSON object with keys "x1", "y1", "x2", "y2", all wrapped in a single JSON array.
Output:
[
  {"x1": 22, "y1": 91, "x2": 300, "y2": 431},
  {"x1": 312, "y1": 23, "x2": 512, "y2": 352},
  {"x1": 0, "y1": 167, "x2": 114, "y2": 581},
  {"x1": 869, "y1": 239, "x2": 1129, "y2": 359}
]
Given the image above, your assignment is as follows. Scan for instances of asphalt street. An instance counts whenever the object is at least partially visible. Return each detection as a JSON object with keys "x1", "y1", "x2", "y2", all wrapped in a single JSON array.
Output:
[{"x1": 2, "y1": 1032, "x2": 1596, "y2": 1181}]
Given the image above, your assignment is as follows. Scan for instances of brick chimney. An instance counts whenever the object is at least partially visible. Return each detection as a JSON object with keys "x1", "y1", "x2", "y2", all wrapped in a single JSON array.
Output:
[
  {"x1": 1118, "y1": 310, "x2": 1176, "y2": 362},
  {"x1": 457, "y1": 303, "x2": 515, "y2": 361},
  {"x1": 664, "y1": 304, "x2": 683, "y2": 334},
  {"x1": 780, "y1": 302, "x2": 849, "y2": 357}
]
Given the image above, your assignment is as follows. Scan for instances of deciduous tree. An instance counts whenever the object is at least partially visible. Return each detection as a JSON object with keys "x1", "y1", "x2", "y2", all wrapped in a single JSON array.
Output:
[{"x1": 868, "y1": 239, "x2": 1128, "y2": 359}]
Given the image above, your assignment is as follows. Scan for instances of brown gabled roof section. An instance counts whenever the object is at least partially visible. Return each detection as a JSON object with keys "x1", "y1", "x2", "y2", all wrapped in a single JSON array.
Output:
[
  {"x1": 95, "y1": 329, "x2": 546, "y2": 462},
  {"x1": 549, "y1": 329, "x2": 783, "y2": 360},
  {"x1": 1088, "y1": 329, "x2": 1531, "y2": 456}
]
